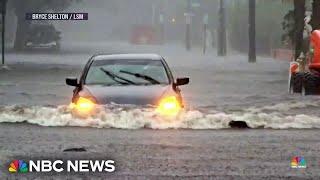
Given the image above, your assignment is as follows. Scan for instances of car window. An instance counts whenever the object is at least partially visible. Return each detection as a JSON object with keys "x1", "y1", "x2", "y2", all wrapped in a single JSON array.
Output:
[{"x1": 85, "y1": 59, "x2": 170, "y2": 85}]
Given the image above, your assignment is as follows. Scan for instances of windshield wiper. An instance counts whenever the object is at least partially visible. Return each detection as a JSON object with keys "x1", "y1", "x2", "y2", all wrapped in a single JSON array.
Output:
[
  {"x1": 119, "y1": 70, "x2": 161, "y2": 85},
  {"x1": 100, "y1": 68, "x2": 137, "y2": 85}
]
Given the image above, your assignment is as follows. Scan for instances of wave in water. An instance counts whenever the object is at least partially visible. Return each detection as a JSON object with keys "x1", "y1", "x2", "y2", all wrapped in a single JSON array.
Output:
[{"x1": 0, "y1": 101, "x2": 319, "y2": 129}]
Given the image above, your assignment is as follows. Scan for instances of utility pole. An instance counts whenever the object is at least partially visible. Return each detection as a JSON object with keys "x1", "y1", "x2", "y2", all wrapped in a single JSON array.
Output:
[
  {"x1": 159, "y1": 0, "x2": 168, "y2": 45},
  {"x1": 248, "y1": 0, "x2": 256, "y2": 63},
  {"x1": 1, "y1": 0, "x2": 7, "y2": 66},
  {"x1": 152, "y1": 3, "x2": 156, "y2": 26},
  {"x1": 218, "y1": 0, "x2": 226, "y2": 56},
  {"x1": 159, "y1": 13, "x2": 164, "y2": 44},
  {"x1": 185, "y1": 0, "x2": 192, "y2": 51},
  {"x1": 311, "y1": 0, "x2": 320, "y2": 30},
  {"x1": 203, "y1": 14, "x2": 209, "y2": 54},
  {"x1": 294, "y1": 0, "x2": 306, "y2": 60}
]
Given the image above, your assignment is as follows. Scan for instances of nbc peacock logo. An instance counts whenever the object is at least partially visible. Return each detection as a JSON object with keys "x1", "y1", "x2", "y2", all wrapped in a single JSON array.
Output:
[
  {"x1": 291, "y1": 156, "x2": 307, "y2": 168},
  {"x1": 8, "y1": 160, "x2": 28, "y2": 173}
]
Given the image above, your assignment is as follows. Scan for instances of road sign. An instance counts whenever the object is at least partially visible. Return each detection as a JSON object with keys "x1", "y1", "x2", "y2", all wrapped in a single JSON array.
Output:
[
  {"x1": 184, "y1": 13, "x2": 194, "y2": 25},
  {"x1": 203, "y1": 14, "x2": 209, "y2": 25},
  {"x1": 191, "y1": 0, "x2": 200, "y2": 8},
  {"x1": 159, "y1": 14, "x2": 164, "y2": 23}
]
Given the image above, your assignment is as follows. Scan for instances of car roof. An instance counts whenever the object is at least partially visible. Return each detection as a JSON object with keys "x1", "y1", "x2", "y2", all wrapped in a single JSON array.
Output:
[{"x1": 93, "y1": 54, "x2": 163, "y2": 61}]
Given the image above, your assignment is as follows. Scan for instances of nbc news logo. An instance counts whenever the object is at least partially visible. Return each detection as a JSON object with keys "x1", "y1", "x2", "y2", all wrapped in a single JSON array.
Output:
[
  {"x1": 291, "y1": 156, "x2": 306, "y2": 169},
  {"x1": 8, "y1": 159, "x2": 115, "y2": 173},
  {"x1": 8, "y1": 160, "x2": 28, "y2": 173}
]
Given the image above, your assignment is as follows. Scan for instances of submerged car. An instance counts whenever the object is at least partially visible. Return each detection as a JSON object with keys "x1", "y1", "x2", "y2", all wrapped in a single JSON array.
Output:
[
  {"x1": 66, "y1": 54, "x2": 189, "y2": 117},
  {"x1": 25, "y1": 24, "x2": 61, "y2": 50}
]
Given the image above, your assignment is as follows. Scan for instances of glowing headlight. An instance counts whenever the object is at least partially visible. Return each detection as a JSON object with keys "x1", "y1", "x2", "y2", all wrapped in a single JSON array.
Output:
[
  {"x1": 70, "y1": 97, "x2": 97, "y2": 117},
  {"x1": 156, "y1": 96, "x2": 181, "y2": 116}
]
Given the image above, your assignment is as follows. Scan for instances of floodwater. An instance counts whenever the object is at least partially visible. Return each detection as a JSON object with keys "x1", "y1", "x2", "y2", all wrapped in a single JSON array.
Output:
[{"x1": 1, "y1": 43, "x2": 320, "y2": 179}]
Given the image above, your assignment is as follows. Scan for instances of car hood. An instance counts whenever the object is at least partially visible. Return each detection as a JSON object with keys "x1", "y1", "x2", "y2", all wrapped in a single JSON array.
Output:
[{"x1": 82, "y1": 84, "x2": 172, "y2": 105}]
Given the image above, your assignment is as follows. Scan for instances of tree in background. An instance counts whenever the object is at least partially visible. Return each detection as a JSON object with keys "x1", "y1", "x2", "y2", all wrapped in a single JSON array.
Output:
[
  {"x1": 311, "y1": 0, "x2": 320, "y2": 30},
  {"x1": 8, "y1": 0, "x2": 81, "y2": 51},
  {"x1": 293, "y1": 0, "x2": 306, "y2": 59},
  {"x1": 281, "y1": 0, "x2": 320, "y2": 59},
  {"x1": 248, "y1": 0, "x2": 256, "y2": 62},
  {"x1": 228, "y1": 0, "x2": 291, "y2": 54},
  {"x1": 282, "y1": 10, "x2": 294, "y2": 48}
]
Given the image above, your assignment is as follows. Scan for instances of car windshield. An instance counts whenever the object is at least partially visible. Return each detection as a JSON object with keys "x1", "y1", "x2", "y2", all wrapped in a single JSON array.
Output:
[{"x1": 85, "y1": 59, "x2": 170, "y2": 86}]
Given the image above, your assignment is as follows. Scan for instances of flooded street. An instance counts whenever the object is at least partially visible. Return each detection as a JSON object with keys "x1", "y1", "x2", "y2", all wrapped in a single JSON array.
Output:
[
  {"x1": 0, "y1": 42, "x2": 296, "y2": 108},
  {"x1": 2, "y1": 0, "x2": 320, "y2": 178},
  {"x1": 0, "y1": 44, "x2": 320, "y2": 179},
  {"x1": 1, "y1": 124, "x2": 320, "y2": 179}
]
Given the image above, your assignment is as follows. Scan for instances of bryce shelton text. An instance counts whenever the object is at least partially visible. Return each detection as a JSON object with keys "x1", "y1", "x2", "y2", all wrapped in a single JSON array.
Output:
[{"x1": 26, "y1": 13, "x2": 88, "y2": 21}]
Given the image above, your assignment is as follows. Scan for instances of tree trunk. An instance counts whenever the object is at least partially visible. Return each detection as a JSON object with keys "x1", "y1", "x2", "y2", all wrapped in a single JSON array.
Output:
[
  {"x1": 2, "y1": 0, "x2": 8, "y2": 65},
  {"x1": 311, "y1": 0, "x2": 320, "y2": 31},
  {"x1": 185, "y1": 0, "x2": 191, "y2": 51},
  {"x1": 248, "y1": 0, "x2": 256, "y2": 63},
  {"x1": 218, "y1": 0, "x2": 226, "y2": 56},
  {"x1": 13, "y1": 11, "x2": 30, "y2": 51},
  {"x1": 294, "y1": 0, "x2": 305, "y2": 59}
]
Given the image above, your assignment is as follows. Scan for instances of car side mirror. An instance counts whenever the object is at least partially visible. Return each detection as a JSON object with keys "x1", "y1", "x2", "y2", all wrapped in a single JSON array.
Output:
[
  {"x1": 66, "y1": 77, "x2": 79, "y2": 87},
  {"x1": 176, "y1": 77, "x2": 189, "y2": 86}
]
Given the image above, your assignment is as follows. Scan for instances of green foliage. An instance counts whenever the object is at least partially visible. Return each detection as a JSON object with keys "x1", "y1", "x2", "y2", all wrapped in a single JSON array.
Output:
[
  {"x1": 228, "y1": 0, "x2": 292, "y2": 54},
  {"x1": 10, "y1": 0, "x2": 82, "y2": 14},
  {"x1": 9, "y1": 0, "x2": 82, "y2": 50},
  {"x1": 282, "y1": 10, "x2": 294, "y2": 45}
]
